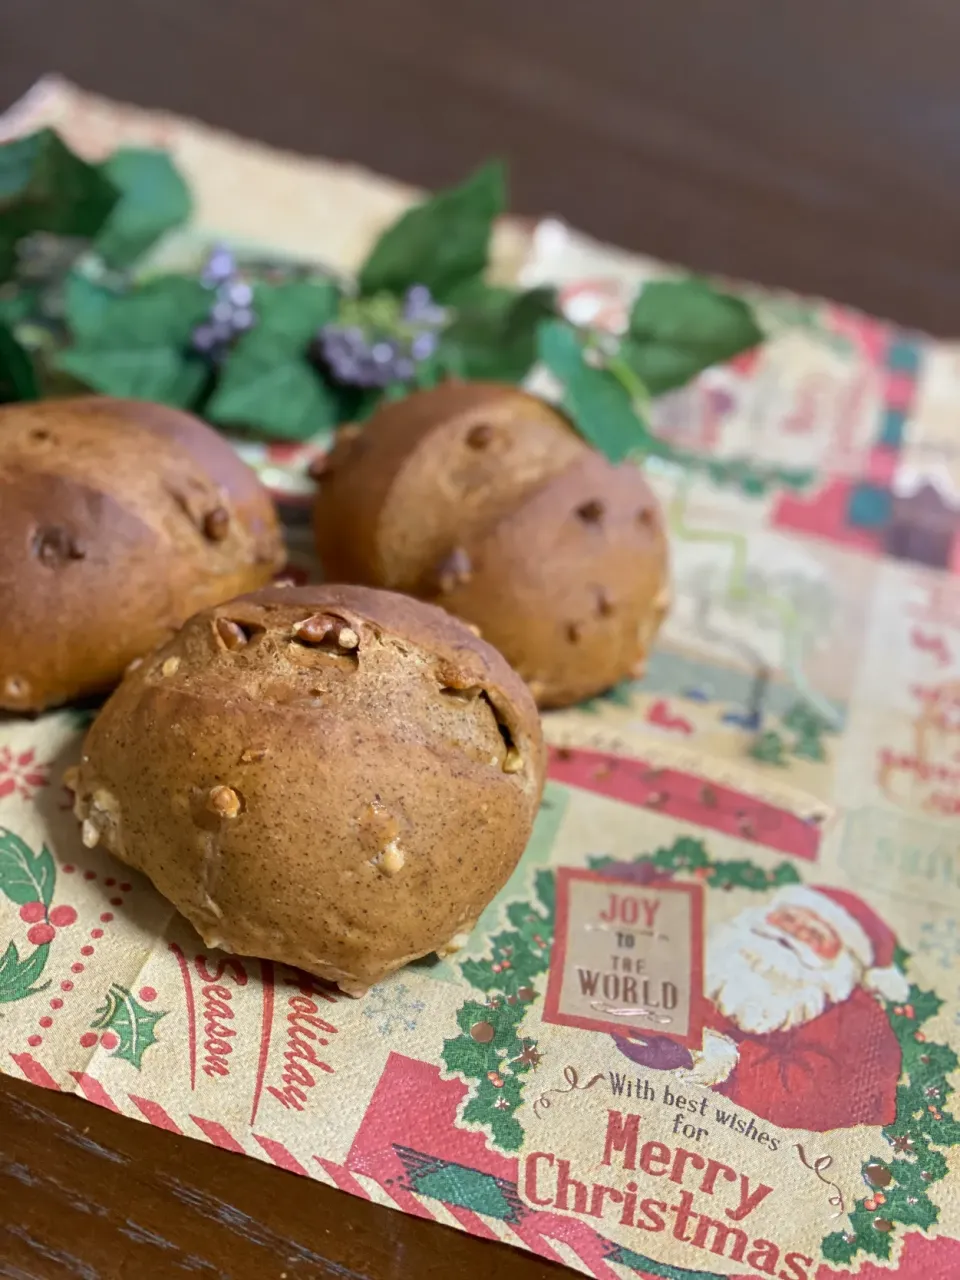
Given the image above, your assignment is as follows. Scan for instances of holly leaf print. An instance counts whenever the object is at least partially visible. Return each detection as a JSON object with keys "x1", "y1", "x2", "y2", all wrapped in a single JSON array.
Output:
[
  {"x1": 0, "y1": 939, "x2": 50, "y2": 1003},
  {"x1": 91, "y1": 983, "x2": 165, "y2": 1069},
  {"x1": 0, "y1": 828, "x2": 55, "y2": 907}
]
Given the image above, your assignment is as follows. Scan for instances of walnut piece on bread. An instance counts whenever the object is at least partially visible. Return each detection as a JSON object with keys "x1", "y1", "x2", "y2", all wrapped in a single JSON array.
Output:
[
  {"x1": 73, "y1": 584, "x2": 545, "y2": 995},
  {"x1": 313, "y1": 382, "x2": 670, "y2": 708},
  {"x1": 0, "y1": 397, "x2": 285, "y2": 712}
]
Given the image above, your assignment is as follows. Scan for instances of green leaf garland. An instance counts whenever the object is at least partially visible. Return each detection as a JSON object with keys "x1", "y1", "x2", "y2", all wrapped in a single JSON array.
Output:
[
  {"x1": 56, "y1": 273, "x2": 210, "y2": 405},
  {"x1": 205, "y1": 280, "x2": 342, "y2": 439},
  {"x1": 0, "y1": 322, "x2": 38, "y2": 402},
  {"x1": 440, "y1": 285, "x2": 556, "y2": 383},
  {"x1": 0, "y1": 129, "x2": 118, "y2": 281},
  {"x1": 0, "y1": 130, "x2": 780, "y2": 472},
  {"x1": 441, "y1": 868, "x2": 556, "y2": 1152},
  {"x1": 537, "y1": 319, "x2": 648, "y2": 462},
  {"x1": 358, "y1": 160, "x2": 505, "y2": 301},
  {"x1": 94, "y1": 147, "x2": 192, "y2": 269},
  {"x1": 625, "y1": 277, "x2": 763, "y2": 395}
]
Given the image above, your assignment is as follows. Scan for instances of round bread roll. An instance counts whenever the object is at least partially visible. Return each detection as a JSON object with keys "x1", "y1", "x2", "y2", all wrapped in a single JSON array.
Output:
[
  {"x1": 313, "y1": 383, "x2": 669, "y2": 707},
  {"x1": 72, "y1": 584, "x2": 545, "y2": 995},
  {"x1": 0, "y1": 396, "x2": 285, "y2": 712}
]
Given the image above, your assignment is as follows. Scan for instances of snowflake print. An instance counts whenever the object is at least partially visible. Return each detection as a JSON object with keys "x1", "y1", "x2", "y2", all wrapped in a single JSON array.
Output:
[
  {"x1": 0, "y1": 747, "x2": 51, "y2": 802},
  {"x1": 362, "y1": 981, "x2": 426, "y2": 1036}
]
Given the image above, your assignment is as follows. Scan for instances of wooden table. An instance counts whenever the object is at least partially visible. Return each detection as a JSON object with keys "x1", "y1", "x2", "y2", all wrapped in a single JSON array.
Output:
[{"x1": 2, "y1": 3, "x2": 960, "y2": 1276}]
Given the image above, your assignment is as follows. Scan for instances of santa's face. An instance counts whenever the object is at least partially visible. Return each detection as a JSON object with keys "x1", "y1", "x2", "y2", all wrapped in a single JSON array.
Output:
[{"x1": 706, "y1": 901, "x2": 861, "y2": 1036}]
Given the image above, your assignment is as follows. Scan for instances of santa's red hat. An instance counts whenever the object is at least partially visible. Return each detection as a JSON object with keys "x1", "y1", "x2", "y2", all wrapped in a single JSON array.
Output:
[{"x1": 769, "y1": 884, "x2": 910, "y2": 1003}]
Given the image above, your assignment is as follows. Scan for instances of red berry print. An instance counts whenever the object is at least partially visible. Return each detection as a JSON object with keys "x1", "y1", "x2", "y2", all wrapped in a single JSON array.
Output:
[
  {"x1": 120, "y1": 883, "x2": 131, "y2": 892},
  {"x1": 39, "y1": 1016, "x2": 52, "y2": 1029},
  {"x1": 100, "y1": 1032, "x2": 118, "y2": 1050},
  {"x1": 90, "y1": 929, "x2": 103, "y2": 940},
  {"x1": 100, "y1": 912, "x2": 113, "y2": 923},
  {"x1": 61, "y1": 980, "x2": 73, "y2": 992},
  {"x1": 83, "y1": 870, "x2": 96, "y2": 880},
  {"x1": 63, "y1": 864, "x2": 75, "y2": 873},
  {"x1": 105, "y1": 878, "x2": 115, "y2": 887},
  {"x1": 27, "y1": 923, "x2": 55, "y2": 946},
  {"x1": 49, "y1": 998, "x2": 63, "y2": 1010},
  {"x1": 49, "y1": 905, "x2": 77, "y2": 927},
  {"x1": 139, "y1": 987, "x2": 157, "y2": 1002},
  {"x1": 27, "y1": 1035, "x2": 41, "y2": 1047},
  {"x1": 79, "y1": 1032, "x2": 97, "y2": 1049},
  {"x1": 71, "y1": 962, "x2": 84, "y2": 974},
  {"x1": 80, "y1": 945, "x2": 94, "y2": 957},
  {"x1": 19, "y1": 901, "x2": 46, "y2": 924}
]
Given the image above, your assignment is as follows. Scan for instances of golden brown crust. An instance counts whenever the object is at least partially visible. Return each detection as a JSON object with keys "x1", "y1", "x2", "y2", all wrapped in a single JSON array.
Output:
[
  {"x1": 0, "y1": 397, "x2": 285, "y2": 711},
  {"x1": 313, "y1": 382, "x2": 583, "y2": 590},
  {"x1": 313, "y1": 383, "x2": 669, "y2": 707},
  {"x1": 433, "y1": 452, "x2": 670, "y2": 707},
  {"x1": 73, "y1": 583, "x2": 545, "y2": 994}
]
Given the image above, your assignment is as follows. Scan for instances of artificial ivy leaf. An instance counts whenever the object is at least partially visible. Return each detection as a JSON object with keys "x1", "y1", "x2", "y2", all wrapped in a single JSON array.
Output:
[
  {"x1": 358, "y1": 160, "x2": 505, "y2": 302},
  {"x1": 206, "y1": 337, "x2": 343, "y2": 440},
  {"x1": 91, "y1": 982, "x2": 165, "y2": 1069},
  {"x1": 624, "y1": 277, "x2": 763, "y2": 395},
  {"x1": 441, "y1": 286, "x2": 556, "y2": 382},
  {"x1": 94, "y1": 148, "x2": 192, "y2": 269},
  {"x1": 537, "y1": 319, "x2": 645, "y2": 462},
  {"x1": 0, "y1": 129, "x2": 118, "y2": 280},
  {"x1": 56, "y1": 273, "x2": 209, "y2": 406},
  {"x1": 0, "y1": 322, "x2": 39, "y2": 402},
  {"x1": 62, "y1": 270, "x2": 116, "y2": 334},
  {"x1": 0, "y1": 830, "x2": 55, "y2": 907},
  {"x1": 58, "y1": 347, "x2": 208, "y2": 406},
  {"x1": 441, "y1": 278, "x2": 515, "y2": 310},
  {"x1": 0, "y1": 284, "x2": 39, "y2": 328},
  {"x1": 205, "y1": 280, "x2": 342, "y2": 439},
  {"x1": 246, "y1": 280, "x2": 340, "y2": 344}
]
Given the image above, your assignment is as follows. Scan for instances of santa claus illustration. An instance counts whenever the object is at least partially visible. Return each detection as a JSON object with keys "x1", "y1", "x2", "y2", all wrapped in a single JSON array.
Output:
[{"x1": 614, "y1": 884, "x2": 909, "y2": 1132}]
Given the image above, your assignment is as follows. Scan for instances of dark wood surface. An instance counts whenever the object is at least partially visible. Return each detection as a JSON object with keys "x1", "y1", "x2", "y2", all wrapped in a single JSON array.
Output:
[
  {"x1": 2, "y1": 3, "x2": 959, "y2": 1277},
  {"x1": 4, "y1": 0, "x2": 960, "y2": 335}
]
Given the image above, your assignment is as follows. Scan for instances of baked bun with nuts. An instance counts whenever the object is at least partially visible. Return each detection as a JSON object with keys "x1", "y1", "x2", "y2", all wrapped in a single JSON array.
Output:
[
  {"x1": 313, "y1": 382, "x2": 669, "y2": 707},
  {"x1": 72, "y1": 584, "x2": 545, "y2": 995},
  {"x1": 0, "y1": 396, "x2": 285, "y2": 712}
]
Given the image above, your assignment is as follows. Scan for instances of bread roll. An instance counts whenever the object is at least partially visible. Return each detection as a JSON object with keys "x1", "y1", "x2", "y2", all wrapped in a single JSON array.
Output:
[
  {"x1": 72, "y1": 584, "x2": 545, "y2": 994},
  {"x1": 313, "y1": 383, "x2": 669, "y2": 707},
  {"x1": 0, "y1": 397, "x2": 285, "y2": 711}
]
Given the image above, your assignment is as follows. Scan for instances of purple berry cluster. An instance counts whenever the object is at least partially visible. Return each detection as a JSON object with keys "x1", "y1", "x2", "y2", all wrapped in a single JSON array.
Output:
[
  {"x1": 190, "y1": 245, "x2": 256, "y2": 361},
  {"x1": 315, "y1": 285, "x2": 446, "y2": 388}
]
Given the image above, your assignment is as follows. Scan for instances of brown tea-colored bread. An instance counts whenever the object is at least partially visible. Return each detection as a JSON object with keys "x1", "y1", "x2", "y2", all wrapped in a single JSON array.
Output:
[
  {"x1": 313, "y1": 383, "x2": 669, "y2": 707},
  {"x1": 0, "y1": 396, "x2": 285, "y2": 711},
  {"x1": 72, "y1": 584, "x2": 545, "y2": 995}
]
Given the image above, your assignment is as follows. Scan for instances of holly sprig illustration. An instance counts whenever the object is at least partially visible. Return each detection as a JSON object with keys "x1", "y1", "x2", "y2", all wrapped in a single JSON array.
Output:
[
  {"x1": 821, "y1": 970, "x2": 960, "y2": 1266},
  {"x1": 90, "y1": 982, "x2": 165, "y2": 1069},
  {"x1": 0, "y1": 828, "x2": 56, "y2": 1005},
  {"x1": 441, "y1": 869, "x2": 555, "y2": 1151}
]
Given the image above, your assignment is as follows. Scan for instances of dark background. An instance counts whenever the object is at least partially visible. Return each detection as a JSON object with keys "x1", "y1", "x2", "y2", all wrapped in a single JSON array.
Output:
[
  {"x1": 1, "y1": 4, "x2": 958, "y2": 1277},
  {"x1": 3, "y1": 0, "x2": 960, "y2": 333}
]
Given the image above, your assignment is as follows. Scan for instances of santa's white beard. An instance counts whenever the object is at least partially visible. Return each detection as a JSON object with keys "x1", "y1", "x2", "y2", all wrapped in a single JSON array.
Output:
[{"x1": 706, "y1": 907, "x2": 861, "y2": 1035}]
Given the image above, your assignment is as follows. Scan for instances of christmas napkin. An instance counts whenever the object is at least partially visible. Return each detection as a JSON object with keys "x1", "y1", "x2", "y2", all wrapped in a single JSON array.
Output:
[{"x1": 0, "y1": 77, "x2": 959, "y2": 1280}]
